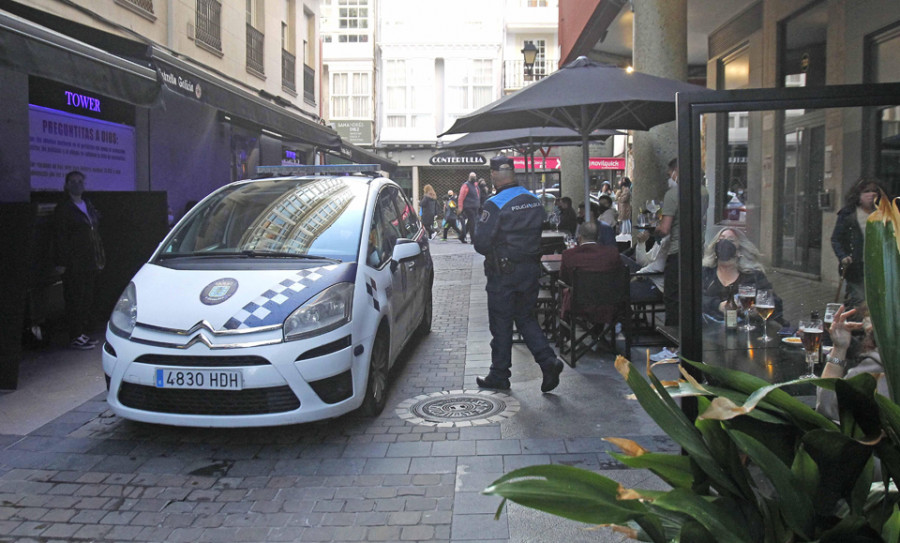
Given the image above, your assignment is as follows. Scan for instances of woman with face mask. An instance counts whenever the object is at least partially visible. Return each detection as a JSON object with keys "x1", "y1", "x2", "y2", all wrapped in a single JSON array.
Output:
[{"x1": 700, "y1": 227, "x2": 784, "y2": 324}]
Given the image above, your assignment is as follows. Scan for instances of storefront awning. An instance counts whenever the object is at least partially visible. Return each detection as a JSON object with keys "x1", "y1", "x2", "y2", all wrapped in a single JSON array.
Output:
[
  {"x1": 325, "y1": 142, "x2": 397, "y2": 172},
  {"x1": 0, "y1": 10, "x2": 158, "y2": 105},
  {"x1": 150, "y1": 47, "x2": 341, "y2": 151}
]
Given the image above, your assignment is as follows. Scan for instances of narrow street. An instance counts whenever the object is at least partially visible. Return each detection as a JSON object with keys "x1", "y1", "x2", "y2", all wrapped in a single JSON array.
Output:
[{"x1": 0, "y1": 240, "x2": 674, "y2": 542}]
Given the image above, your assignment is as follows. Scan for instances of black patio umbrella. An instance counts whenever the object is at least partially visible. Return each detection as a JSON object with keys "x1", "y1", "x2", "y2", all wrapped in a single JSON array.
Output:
[
  {"x1": 442, "y1": 127, "x2": 622, "y2": 191},
  {"x1": 439, "y1": 56, "x2": 709, "y2": 221}
]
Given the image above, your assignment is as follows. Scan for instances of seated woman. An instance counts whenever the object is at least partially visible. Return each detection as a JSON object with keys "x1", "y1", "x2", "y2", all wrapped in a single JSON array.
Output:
[
  {"x1": 701, "y1": 227, "x2": 784, "y2": 324},
  {"x1": 816, "y1": 305, "x2": 885, "y2": 420}
]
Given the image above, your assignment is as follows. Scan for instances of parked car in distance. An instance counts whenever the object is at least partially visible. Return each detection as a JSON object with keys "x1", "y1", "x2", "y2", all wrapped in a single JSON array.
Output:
[{"x1": 103, "y1": 165, "x2": 433, "y2": 427}]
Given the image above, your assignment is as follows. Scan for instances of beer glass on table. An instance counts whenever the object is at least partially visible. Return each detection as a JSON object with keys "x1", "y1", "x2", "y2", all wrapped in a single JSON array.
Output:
[
  {"x1": 799, "y1": 317, "x2": 824, "y2": 379},
  {"x1": 737, "y1": 285, "x2": 757, "y2": 331},
  {"x1": 756, "y1": 290, "x2": 776, "y2": 342}
]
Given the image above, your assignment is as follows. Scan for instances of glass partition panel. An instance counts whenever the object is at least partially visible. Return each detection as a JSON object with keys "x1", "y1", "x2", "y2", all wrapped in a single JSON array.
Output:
[{"x1": 692, "y1": 98, "x2": 899, "y2": 386}]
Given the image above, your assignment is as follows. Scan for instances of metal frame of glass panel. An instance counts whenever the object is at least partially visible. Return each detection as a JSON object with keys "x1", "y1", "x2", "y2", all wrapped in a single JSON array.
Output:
[{"x1": 676, "y1": 82, "x2": 900, "y2": 419}]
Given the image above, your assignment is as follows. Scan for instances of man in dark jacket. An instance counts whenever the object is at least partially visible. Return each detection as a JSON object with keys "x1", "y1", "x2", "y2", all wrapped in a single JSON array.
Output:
[
  {"x1": 457, "y1": 172, "x2": 481, "y2": 243},
  {"x1": 54, "y1": 171, "x2": 106, "y2": 350},
  {"x1": 473, "y1": 156, "x2": 563, "y2": 393},
  {"x1": 442, "y1": 190, "x2": 461, "y2": 240}
]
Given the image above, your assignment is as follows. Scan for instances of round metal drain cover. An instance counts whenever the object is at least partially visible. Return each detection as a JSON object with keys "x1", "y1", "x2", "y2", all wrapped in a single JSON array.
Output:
[{"x1": 396, "y1": 390, "x2": 519, "y2": 427}]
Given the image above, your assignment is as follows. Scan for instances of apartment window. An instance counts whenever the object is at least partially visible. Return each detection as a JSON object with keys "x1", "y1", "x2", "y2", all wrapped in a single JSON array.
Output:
[
  {"x1": 246, "y1": 1, "x2": 264, "y2": 75},
  {"x1": 282, "y1": 2, "x2": 296, "y2": 93},
  {"x1": 446, "y1": 59, "x2": 493, "y2": 125},
  {"x1": 196, "y1": 0, "x2": 222, "y2": 52},
  {"x1": 331, "y1": 72, "x2": 370, "y2": 118},
  {"x1": 385, "y1": 59, "x2": 432, "y2": 129},
  {"x1": 115, "y1": 0, "x2": 155, "y2": 20}
]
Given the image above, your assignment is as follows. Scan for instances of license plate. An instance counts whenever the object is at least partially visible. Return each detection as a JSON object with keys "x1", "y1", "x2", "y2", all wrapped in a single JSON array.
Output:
[{"x1": 155, "y1": 368, "x2": 242, "y2": 390}]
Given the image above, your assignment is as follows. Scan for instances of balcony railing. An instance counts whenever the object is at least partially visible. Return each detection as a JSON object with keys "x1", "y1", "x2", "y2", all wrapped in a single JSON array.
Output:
[
  {"x1": 282, "y1": 49, "x2": 296, "y2": 93},
  {"x1": 303, "y1": 64, "x2": 315, "y2": 105},
  {"x1": 196, "y1": 0, "x2": 222, "y2": 52},
  {"x1": 246, "y1": 24, "x2": 264, "y2": 75},
  {"x1": 502, "y1": 58, "x2": 557, "y2": 92}
]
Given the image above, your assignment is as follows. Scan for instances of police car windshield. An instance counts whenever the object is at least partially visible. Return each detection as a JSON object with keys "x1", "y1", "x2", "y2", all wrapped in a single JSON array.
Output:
[{"x1": 158, "y1": 178, "x2": 367, "y2": 263}]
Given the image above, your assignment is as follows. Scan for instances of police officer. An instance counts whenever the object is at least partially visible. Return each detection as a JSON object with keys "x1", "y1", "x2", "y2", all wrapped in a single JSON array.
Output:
[{"x1": 473, "y1": 156, "x2": 564, "y2": 392}]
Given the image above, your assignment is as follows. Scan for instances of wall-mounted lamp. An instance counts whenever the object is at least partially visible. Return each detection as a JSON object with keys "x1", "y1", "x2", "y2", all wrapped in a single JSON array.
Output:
[{"x1": 521, "y1": 41, "x2": 538, "y2": 80}]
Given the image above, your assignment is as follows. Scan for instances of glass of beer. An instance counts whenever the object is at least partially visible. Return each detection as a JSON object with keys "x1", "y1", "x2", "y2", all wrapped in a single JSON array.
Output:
[
  {"x1": 756, "y1": 290, "x2": 776, "y2": 342},
  {"x1": 737, "y1": 285, "x2": 757, "y2": 331},
  {"x1": 799, "y1": 317, "x2": 824, "y2": 378}
]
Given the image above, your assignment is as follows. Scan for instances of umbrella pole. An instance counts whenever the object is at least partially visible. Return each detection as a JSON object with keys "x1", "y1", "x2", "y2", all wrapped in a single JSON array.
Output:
[{"x1": 582, "y1": 132, "x2": 591, "y2": 223}]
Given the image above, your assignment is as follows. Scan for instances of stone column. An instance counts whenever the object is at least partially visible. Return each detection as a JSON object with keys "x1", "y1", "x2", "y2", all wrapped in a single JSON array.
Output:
[{"x1": 631, "y1": 0, "x2": 688, "y2": 211}]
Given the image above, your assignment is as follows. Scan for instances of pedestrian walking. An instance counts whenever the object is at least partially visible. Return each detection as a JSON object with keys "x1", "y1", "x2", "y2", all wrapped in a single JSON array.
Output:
[
  {"x1": 420, "y1": 184, "x2": 438, "y2": 239},
  {"x1": 473, "y1": 156, "x2": 563, "y2": 393},
  {"x1": 442, "y1": 190, "x2": 462, "y2": 240},
  {"x1": 457, "y1": 172, "x2": 481, "y2": 243}
]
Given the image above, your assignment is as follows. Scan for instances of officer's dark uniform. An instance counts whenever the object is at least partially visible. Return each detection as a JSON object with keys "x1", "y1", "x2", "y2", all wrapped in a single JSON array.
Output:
[{"x1": 474, "y1": 157, "x2": 562, "y2": 391}]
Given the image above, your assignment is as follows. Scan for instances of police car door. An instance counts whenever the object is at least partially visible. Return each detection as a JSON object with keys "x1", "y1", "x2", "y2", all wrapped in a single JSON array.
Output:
[
  {"x1": 368, "y1": 188, "x2": 410, "y2": 355},
  {"x1": 389, "y1": 188, "x2": 426, "y2": 344}
]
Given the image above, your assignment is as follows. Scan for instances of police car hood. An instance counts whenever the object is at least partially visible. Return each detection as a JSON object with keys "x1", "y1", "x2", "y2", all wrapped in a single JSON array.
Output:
[{"x1": 132, "y1": 262, "x2": 357, "y2": 332}]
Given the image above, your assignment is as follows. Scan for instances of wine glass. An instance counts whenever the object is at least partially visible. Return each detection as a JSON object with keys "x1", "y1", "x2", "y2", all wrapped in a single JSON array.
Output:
[
  {"x1": 755, "y1": 290, "x2": 776, "y2": 342},
  {"x1": 646, "y1": 199, "x2": 660, "y2": 214},
  {"x1": 636, "y1": 212, "x2": 649, "y2": 228},
  {"x1": 799, "y1": 317, "x2": 824, "y2": 379},
  {"x1": 737, "y1": 285, "x2": 756, "y2": 331}
]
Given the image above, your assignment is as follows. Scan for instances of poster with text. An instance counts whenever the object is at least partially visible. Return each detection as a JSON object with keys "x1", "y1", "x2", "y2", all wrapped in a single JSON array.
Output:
[{"x1": 29, "y1": 105, "x2": 136, "y2": 191}]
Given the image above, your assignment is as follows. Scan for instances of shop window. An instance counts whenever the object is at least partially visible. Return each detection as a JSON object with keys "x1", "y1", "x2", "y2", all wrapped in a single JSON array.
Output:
[
  {"x1": 869, "y1": 23, "x2": 900, "y2": 196},
  {"x1": 714, "y1": 45, "x2": 750, "y2": 225}
]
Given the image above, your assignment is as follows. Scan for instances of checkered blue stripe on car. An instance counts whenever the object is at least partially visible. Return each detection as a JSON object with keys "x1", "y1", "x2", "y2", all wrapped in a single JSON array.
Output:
[
  {"x1": 223, "y1": 263, "x2": 356, "y2": 330},
  {"x1": 365, "y1": 276, "x2": 380, "y2": 311}
]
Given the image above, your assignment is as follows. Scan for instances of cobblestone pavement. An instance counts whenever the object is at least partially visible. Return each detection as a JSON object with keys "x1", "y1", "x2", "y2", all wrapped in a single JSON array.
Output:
[{"x1": 0, "y1": 241, "x2": 675, "y2": 542}]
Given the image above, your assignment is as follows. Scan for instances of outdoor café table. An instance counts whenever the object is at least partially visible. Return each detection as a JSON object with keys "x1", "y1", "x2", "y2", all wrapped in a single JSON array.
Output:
[{"x1": 658, "y1": 319, "x2": 815, "y2": 395}]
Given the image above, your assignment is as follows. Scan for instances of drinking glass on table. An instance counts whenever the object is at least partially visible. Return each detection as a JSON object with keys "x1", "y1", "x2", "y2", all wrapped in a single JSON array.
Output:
[
  {"x1": 737, "y1": 285, "x2": 757, "y2": 331},
  {"x1": 755, "y1": 290, "x2": 776, "y2": 342},
  {"x1": 799, "y1": 317, "x2": 824, "y2": 379}
]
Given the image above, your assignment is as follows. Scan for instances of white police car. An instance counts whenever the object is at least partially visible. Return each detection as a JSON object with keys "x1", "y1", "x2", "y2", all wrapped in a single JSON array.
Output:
[{"x1": 103, "y1": 165, "x2": 433, "y2": 427}]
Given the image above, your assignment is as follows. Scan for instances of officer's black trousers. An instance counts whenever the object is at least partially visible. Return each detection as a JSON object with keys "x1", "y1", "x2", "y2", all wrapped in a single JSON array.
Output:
[{"x1": 485, "y1": 262, "x2": 556, "y2": 380}]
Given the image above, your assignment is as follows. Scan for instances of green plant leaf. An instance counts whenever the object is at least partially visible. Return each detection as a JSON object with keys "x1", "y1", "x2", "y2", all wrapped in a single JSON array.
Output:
[
  {"x1": 835, "y1": 373, "x2": 881, "y2": 439},
  {"x1": 609, "y1": 451, "x2": 694, "y2": 489},
  {"x1": 616, "y1": 358, "x2": 742, "y2": 496},
  {"x1": 802, "y1": 429, "x2": 874, "y2": 515},
  {"x1": 483, "y1": 464, "x2": 650, "y2": 526},
  {"x1": 683, "y1": 360, "x2": 837, "y2": 431},
  {"x1": 881, "y1": 503, "x2": 900, "y2": 543},
  {"x1": 849, "y1": 456, "x2": 874, "y2": 515},
  {"x1": 791, "y1": 445, "x2": 819, "y2": 498},
  {"x1": 651, "y1": 489, "x2": 753, "y2": 542},
  {"x1": 727, "y1": 429, "x2": 815, "y2": 538},
  {"x1": 865, "y1": 194, "x2": 900, "y2": 407}
]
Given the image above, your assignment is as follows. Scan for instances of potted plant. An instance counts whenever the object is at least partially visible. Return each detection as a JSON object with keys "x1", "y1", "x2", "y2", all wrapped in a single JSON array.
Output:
[{"x1": 484, "y1": 192, "x2": 900, "y2": 542}]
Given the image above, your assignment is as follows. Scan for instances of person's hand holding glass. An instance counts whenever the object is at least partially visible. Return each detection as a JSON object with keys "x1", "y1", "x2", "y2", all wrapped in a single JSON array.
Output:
[
  {"x1": 799, "y1": 316, "x2": 824, "y2": 379},
  {"x1": 737, "y1": 285, "x2": 756, "y2": 331},
  {"x1": 549, "y1": 211, "x2": 560, "y2": 232},
  {"x1": 755, "y1": 289, "x2": 776, "y2": 342}
]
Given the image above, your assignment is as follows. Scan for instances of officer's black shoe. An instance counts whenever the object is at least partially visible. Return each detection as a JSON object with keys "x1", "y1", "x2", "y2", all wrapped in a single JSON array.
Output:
[
  {"x1": 540, "y1": 359, "x2": 564, "y2": 393},
  {"x1": 476, "y1": 375, "x2": 510, "y2": 390}
]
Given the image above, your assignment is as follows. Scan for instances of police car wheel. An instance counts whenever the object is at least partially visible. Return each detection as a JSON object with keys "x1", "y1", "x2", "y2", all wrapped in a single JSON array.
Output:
[
  {"x1": 359, "y1": 331, "x2": 389, "y2": 417},
  {"x1": 417, "y1": 284, "x2": 433, "y2": 336}
]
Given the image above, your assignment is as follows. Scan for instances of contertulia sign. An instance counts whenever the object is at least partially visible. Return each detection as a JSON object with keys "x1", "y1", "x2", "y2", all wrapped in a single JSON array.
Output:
[{"x1": 429, "y1": 152, "x2": 486, "y2": 166}]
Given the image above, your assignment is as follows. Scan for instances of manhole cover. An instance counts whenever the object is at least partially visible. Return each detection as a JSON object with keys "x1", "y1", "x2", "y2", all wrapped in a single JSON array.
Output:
[{"x1": 396, "y1": 390, "x2": 519, "y2": 427}]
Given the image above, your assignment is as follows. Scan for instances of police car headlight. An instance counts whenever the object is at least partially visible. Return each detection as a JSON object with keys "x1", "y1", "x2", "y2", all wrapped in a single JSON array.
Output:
[
  {"x1": 109, "y1": 282, "x2": 137, "y2": 338},
  {"x1": 283, "y1": 282, "x2": 353, "y2": 341}
]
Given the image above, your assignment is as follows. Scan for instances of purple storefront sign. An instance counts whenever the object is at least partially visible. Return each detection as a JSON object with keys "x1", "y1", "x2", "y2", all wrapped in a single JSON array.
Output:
[{"x1": 28, "y1": 105, "x2": 136, "y2": 191}]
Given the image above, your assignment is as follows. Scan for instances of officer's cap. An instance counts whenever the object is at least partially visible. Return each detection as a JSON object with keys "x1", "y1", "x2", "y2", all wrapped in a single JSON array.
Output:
[{"x1": 490, "y1": 156, "x2": 515, "y2": 172}]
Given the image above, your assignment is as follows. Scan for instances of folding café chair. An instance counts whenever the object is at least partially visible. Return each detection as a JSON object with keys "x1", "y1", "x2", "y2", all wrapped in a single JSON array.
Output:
[{"x1": 557, "y1": 265, "x2": 632, "y2": 368}]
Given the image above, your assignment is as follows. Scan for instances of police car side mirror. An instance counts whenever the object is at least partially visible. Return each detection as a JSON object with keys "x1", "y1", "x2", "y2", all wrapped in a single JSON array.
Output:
[{"x1": 390, "y1": 239, "x2": 421, "y2": 272}]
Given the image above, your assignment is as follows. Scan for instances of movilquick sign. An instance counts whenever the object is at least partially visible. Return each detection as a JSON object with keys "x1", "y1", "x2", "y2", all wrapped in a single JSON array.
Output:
[
  {"x1": 589, "y1": 158, "x2": 626, "y2": 170},
  {"x1": 429, "y1": 152, "x2": 486, "y2": 166}
]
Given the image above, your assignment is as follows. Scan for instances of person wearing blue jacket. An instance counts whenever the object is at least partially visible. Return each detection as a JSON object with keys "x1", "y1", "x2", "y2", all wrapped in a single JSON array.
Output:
[{"x1": 473, "y1": 156, "x2": 563, "y2": 393}]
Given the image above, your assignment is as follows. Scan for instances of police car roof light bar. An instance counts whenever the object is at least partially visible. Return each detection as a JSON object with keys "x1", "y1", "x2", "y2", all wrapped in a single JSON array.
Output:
[{"x1": 256, "y1": 164, "x2": 381, "y2": 177}]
